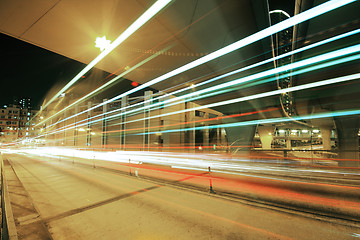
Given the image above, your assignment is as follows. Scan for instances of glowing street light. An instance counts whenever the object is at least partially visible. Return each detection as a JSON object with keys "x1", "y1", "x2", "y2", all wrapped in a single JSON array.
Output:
[
  {"x1": 39, "y1": 0, "x2": 172, "y2": 112},
  {"x1": 95, "y1": 36, "x2": 111, "y2": 51}
]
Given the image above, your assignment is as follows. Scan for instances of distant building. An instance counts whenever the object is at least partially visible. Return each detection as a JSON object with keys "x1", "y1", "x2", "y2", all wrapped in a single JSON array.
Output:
[
  {"x1": 45, "y1": 90, "x2": 228, "y2": 152},
  {"x1": 0, "y1": 102, "x2": 42, "y2": 144},
  {"x1": 12, "y1": 96, "x2": 32, "y2": 109}
]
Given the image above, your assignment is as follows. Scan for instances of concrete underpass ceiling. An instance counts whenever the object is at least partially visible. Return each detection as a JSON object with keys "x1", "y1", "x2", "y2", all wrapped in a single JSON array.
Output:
[{"x1": 0, "y1": 0, "x2": 270, "y2": 89}]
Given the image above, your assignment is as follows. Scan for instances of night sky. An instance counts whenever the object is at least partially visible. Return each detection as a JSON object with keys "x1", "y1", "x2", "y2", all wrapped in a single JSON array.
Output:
[{"x1": 0, "y1": 33, "x2": 87, "y2": 108}]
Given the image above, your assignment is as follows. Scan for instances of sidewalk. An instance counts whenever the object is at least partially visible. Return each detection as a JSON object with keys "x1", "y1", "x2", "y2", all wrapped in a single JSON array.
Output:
[{"x1": 2, "y1": 158, "x2": 52, "y2": 240}]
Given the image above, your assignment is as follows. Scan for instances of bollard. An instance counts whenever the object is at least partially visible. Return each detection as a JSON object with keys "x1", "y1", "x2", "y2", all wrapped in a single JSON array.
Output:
[
  {"x1": 209, "y1": 179, "x2": 215, "y2": 194},
  {"x1": 129, "y1": 159, "x2": 132, "y2": 176},
  {"x1": 208, "y1": 166, "x2": 215, "y2": 193}
]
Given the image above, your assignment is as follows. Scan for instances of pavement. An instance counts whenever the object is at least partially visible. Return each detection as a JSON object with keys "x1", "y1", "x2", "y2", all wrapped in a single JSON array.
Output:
[
  {"x1": 1, "y1": 152, "x2": 360, "y2": 239},
  {"x1": 47, "y1": 151, "x2": 360, "y2": 223}
]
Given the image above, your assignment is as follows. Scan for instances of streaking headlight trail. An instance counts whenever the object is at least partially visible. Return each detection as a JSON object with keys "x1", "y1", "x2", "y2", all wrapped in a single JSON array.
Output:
[
  {"x1": 39, "y1": 0, "x2": 173, "y2": 112},
  {"x1": 39, "y1": 0, "x2": 357, "y2": 128}
]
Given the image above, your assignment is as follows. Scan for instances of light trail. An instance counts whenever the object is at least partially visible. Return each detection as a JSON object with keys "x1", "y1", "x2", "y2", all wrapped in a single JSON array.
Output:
[
  {"x1": 35, "y1": 45, "x2": 173, "y2": 127},
  {"x1": 35, "y1": 2, "x2": 225, "y2": 127},
  {"x1": 41, "y1": 47, "x2": 360, "y2": 138},
  {"x1": 42, "y1": 68, "x2": 360, "y2": 139},
  {"x1": 9, "y1": 147, "x2": 360, "y2": 177},
  {"x1": 49, "y1": 28, "x2": 360, "y2": 132},
  {"x1": 103, "y1": 1, "x2": 225, "y2": 81},
  {"x1": 105, "y1": 108, "x2": 280, "y2": 135},
  {"x1": 45, "y1": 37, "x2": 360, "y2": 134},
  {"x1": 104, "y1": 46, "x2": 360, "y2": 128},
  {"x1": 143, "y1": 108, "x2": 360, "y2": 136},
  {"x1": 104, "y1": 28, "x2": 360, "y2": 127},
  {"x1": 38, "y1": 0, "x2": 173, "y2": 113},
  {"x1": 40, "y1": 0, "x2": 357, "y2": 129}
]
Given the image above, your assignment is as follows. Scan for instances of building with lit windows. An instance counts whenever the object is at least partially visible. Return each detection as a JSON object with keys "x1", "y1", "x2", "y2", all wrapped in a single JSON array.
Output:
[{"x1": 0, "y1": 103, "x2": 41, "y2": 144}]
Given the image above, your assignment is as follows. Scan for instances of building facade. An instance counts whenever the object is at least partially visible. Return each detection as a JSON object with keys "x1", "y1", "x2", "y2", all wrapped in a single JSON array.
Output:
[{"x1": 0, "y1": 104, "x2": 41, "y2": 144}]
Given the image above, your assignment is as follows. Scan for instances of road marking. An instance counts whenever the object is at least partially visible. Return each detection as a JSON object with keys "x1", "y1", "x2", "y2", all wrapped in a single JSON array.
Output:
[{"x1": 17, "y1": 213, "x2": 40, "y2": 225}]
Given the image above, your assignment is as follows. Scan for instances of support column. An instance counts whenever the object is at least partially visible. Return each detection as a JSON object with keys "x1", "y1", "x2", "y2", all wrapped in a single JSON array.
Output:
[
  {"x1": 86, "y1": 102, "x2": 92, "y2": 147},
  {"x1": 320, "y1": 127, "x2": 331, "y2": 150},
  {"x1": 189, "y1": 102, "x2": 196, "y2": 152},
  {"x1": 286, "y1": 138, "x2": 292, "y2": 149},
  {"x1": 73, "y1": 105, "x2": 78, "y2": 147},
  {"x1": 143, "y1": 91, "x2": 152, "y2": 151},
  {"x1": 223, "y1": 117, "x2": 256, "y2": 155},
  {"x1": 203, "y1": 113, "x2": 209, "y2": 150},
  {"x1": 120, "y1": 96, "x2": 128, "y2": 150},
  {"x1": 102, "y1": 99, "x2": 108, "y2": 149},
  {"x1": 335, "y1": 116, "x2": 360, "y2": 167},
  {"x1": 257, "y1": 125, "x2": 274, "y2": 149},
  {"x1": 62, "y1": 111, "x2": 67, "y2": 146}
]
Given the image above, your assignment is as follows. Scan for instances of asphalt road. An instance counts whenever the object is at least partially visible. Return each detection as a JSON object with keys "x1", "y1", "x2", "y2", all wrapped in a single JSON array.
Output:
[{"x1": 3, "y1": 153, "x2": 360, "y2": 240}]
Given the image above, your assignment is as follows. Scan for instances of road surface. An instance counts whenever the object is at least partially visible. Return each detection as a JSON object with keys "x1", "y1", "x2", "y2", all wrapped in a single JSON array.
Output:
[{"x1": 2, "y1": 153, "x2": 359, "y2": 240}]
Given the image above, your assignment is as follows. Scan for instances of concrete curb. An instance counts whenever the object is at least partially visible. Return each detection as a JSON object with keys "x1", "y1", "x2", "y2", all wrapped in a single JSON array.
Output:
[{"x1": 1, "y1": 155, "x2": 19, "y2": 240}]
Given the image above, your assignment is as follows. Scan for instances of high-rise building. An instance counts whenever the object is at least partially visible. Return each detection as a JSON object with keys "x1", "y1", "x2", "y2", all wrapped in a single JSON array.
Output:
[
  {"x1": 0, "y1": 103, "x2": 41, "y2": 144},
  {"x1": 12, "y1": 96, "x2": 32, "y2": 109}
]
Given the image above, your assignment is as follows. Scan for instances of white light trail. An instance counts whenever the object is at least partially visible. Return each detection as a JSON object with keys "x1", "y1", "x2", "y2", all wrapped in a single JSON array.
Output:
[
  {"x1": 10, "y1": 147, "x2": 360, "y2": 179},
  {"x1": 113, "y1": 28, "x2": 360, "y2": 124},
  {"x1": 40, "y1": 0, "x2": 173, "y2": 112},
  {"x1": 42, "y1": 44, "x2": 360, "y2": 137},
  {"x1": 145, "y1": 107, "x2": 360, "y2": 135},
  {"x1": 36, "y1": 45, "x2": 173, "y2": 127},
  {"x1": 43, "y1": 58, "x2": 360, "y2": 138},
  {"x1": 41, "y1": 0, "x2": 356, "y2": 129},
  {"x1": 269, "y1": 10, "x2": 291, "y2": 18},
  {"x1": 45, "y1": 27, "x2": 360, "y2": 132},
  {"x1": 102, "y1": 44, "x2": 360, "y2": 126},
  {"x1": 133, "y1": 71, "x2": 360, "y2": 135}
]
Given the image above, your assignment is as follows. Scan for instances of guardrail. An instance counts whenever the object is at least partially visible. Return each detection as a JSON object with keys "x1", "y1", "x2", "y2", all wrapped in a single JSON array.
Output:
[{"x1": 1, "y1": 153, "x2": 18, "y2": 240}]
